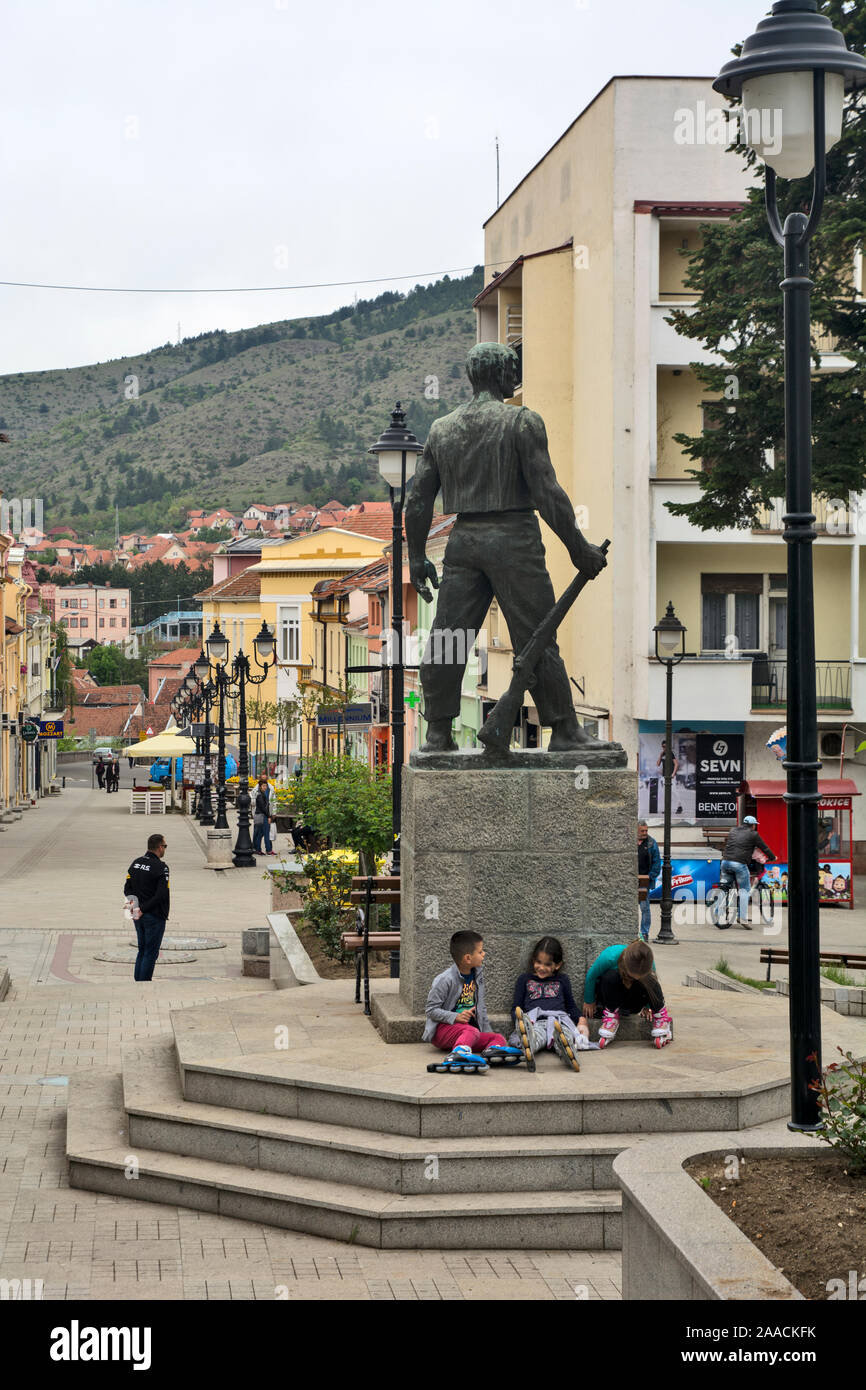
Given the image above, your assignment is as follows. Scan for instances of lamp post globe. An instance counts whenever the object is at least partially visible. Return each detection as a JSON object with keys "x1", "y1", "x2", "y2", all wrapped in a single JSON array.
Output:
[
  {"x1": 715, "y1": 0, "x2": 866, "y2": 1131},
  {"x1": 206, "y1": 622, "x2": 229, "y2": 666}
]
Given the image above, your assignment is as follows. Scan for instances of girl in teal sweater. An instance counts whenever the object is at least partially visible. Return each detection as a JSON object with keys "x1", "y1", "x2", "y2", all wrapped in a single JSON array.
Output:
[{"x1": 583, "y1": 940, "x2": 672, "y2": 1049}]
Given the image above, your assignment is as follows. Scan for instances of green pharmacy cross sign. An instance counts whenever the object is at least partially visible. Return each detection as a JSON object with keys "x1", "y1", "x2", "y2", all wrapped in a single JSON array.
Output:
[{"x1": 404, "y1": 692, "x2": 421, "y2": 710}]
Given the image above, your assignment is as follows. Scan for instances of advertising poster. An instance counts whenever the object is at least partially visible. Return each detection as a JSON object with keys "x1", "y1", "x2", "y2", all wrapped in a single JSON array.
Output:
[
  {"x1": 733, "y1": 861, "x2": 852, "y2": 906},
  {"x1": 648, "y1": 859, "x2": 723, "y2": 903},
  {"x1": 694, "y1": 734, "x2": 744, "y2": 819},
  {"x1": 638, "y1": 730, "x2": 697, "y2": 822}
]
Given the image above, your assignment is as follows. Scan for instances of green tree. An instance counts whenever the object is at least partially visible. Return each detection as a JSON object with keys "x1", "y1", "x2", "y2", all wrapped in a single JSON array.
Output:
[
  {"x1": 290, "y1": 753, "x2": 392, "y2": 871},
  {"x1": 666, "y1": 0, "x2": 866, "y2": 531}
]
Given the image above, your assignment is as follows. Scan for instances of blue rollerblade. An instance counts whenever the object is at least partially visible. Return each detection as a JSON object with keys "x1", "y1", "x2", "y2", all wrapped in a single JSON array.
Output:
[
  {"x1": 482, "y1": 1045, "x2": 531, "y2": 1070},
  {"x1": 427, "y1": 1045, "x2": 490, "y2": 1075}
]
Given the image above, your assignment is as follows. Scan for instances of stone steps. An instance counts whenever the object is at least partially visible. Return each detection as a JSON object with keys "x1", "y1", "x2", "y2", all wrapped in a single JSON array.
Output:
[
  {"x1": 123, "y1": 1037, "x2": 632, "y2": 1194},
  {"x1": 68, "y1": 1068, "x2": 623, "y2": 1250},
  {"x1": 67, "y1": 980, "x2": 825, "y2": 1248}
]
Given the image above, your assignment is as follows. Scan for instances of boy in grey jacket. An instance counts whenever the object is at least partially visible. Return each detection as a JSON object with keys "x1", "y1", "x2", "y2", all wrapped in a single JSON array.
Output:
[{"x1": 424, "y1": 931, "x2": 508, "y2": 1055}]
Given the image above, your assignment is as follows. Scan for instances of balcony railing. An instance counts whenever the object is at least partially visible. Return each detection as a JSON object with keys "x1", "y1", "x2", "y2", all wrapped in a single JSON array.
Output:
[
  {"x1": 751, "y1": 659, "x2": 852, "y2": 711},
  {"x1": 753, "y1": 496, "x2": 854, "y2": 535}
]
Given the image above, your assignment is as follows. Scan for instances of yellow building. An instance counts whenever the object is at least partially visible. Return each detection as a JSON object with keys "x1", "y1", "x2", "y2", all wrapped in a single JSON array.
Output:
[
  {"x1": 476, "y1": 74, "x2": 866, "y2": 849},
  {"x1": 198, "y1": 528, "x2": 388, "y2": 769},
  {"x1": 1, "y1": 543, "x2": 31, "y2": 813}
]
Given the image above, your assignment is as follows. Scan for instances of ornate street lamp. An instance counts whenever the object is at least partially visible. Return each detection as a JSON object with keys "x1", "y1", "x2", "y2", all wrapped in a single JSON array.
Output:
[
  {"x1": 653, "y1": 602, "x2": 686, "y2": 947},
  {"x1": 202, "y1": 619, "x2": 276, "y2": 866},
  {"x1": 715, "y1": 0, "x2": 866, "y2": 1130},
  {"x1": 191, "y1": 650, "x2": 215, "y2": 826},
  {"x1": 369, "y1": 403, "x2": 424, "y2": 972},
  {"x1": 206, "y1": 621, "x2": 231, "y2": 831},
  {"x1": 230, "y1": 620, "x2": 277, "y2": 868}
]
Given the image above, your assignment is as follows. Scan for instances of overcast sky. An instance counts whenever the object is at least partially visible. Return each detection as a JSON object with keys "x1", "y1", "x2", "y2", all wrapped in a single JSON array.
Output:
[{"x1": 1, "y1": 0, "x2": 767, "y2": 375}]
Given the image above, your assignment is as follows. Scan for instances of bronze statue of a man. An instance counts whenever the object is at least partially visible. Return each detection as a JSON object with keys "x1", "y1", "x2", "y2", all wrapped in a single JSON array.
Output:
[{"x1": 405, "y1": 341, "x2": 607, "y2": 753}]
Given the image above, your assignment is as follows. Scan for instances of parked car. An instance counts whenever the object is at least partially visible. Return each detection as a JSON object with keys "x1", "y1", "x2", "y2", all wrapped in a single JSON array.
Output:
[
  {"x1": 91, "y1": 746, "x2": 114, "y2": 763},
  {"x1": 148, "y1": 754, "x2": 238, "y2": 787}
]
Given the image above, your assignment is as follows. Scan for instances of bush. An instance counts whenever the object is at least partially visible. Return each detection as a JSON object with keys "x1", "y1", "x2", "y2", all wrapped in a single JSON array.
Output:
[
  {"x1": 295, "y1": 848, "x2": 358, "y2": 960},
  {"x1": 809, "y1": 1048, "x2": 866, "y2": 1174}
]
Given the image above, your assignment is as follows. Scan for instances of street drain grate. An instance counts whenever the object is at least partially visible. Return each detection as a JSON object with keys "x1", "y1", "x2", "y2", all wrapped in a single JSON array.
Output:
[
  {"x1": 95, "y1": 949, "x2": 197, "y2": 964},
  {"x1": 126, "y1": 937, "x2": 226, "y2": 950}
]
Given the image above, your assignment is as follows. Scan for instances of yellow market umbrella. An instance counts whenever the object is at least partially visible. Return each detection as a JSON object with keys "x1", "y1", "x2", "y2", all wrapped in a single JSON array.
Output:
[{"x1": 122, "y1": 731, "x2": 197, "y2": 757}]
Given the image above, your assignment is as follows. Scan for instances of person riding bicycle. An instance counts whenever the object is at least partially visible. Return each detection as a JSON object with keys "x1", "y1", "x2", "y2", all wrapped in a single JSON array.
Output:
[{"x1": 718, "y1": 815, "x2": 775, "y2": 929}]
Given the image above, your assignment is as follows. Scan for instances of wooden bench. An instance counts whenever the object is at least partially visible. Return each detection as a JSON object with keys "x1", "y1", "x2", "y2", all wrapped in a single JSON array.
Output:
[
  {"x1": 760, "y1": 947, "x2": 866, "y2": 981},
  {"x1": 341, "y1": 875, "x2": 401, "y2": 1016}
]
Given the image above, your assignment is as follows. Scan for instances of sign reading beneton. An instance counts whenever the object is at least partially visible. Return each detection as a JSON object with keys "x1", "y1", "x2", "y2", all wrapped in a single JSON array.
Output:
[{"x1": 695, "y1": 734, "x2": 745, "y2": 819}]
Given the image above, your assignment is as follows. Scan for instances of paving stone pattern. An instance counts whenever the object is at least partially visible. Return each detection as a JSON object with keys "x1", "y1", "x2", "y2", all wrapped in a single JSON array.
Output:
[{"x1": 0, "y1": 787, "x2": 621, "y2": 1300}]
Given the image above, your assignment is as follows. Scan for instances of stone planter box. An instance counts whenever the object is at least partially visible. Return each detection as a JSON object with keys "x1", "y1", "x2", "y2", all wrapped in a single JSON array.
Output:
[
  {"x1": 266, "y1": 866, "x2": 306, "y2": 914},
  {"x1": 775, "y1": 977, "x2": 865, "y2": 1017},
  {"x1": 614, "y1": 1128, "x2": 832, "y2": 1300}
]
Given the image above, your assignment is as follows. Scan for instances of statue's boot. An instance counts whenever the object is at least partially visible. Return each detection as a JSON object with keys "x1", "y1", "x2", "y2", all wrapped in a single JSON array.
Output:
[
  {"x1": 548, "y1": 713, "x2": 607, "y2": 751},
  {"x1": 420, "y1": 718, "x2": 458, "y2": 753}
]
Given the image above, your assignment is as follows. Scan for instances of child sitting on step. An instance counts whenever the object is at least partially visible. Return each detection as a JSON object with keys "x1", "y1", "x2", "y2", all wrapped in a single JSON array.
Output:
[
  {"x1": 583, "y1": 940, "x2": 673, "y2": 1049},
  {"x1": 423, "y1": 930, "x2": 508, "y2": 1060},
  {"x1": 511, "y1": 936, "x2": 594, "y2": 1072}
]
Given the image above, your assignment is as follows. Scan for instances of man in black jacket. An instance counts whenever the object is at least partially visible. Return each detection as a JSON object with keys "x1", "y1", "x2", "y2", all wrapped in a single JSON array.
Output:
[
  {"x1": 720, "y1": 815, "x2": 775, "y2": 928},
  {"x1": 124, "y1": 832, "x2": 170, "y2": 980}
]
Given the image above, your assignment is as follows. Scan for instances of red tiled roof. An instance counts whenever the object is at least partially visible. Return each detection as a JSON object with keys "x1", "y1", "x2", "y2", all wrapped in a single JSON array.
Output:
[
  {"x1": 154, "y1": 676, "x2": 184, "y2": 705},
  {"x1": 80, "y1": 684, "x2": 145, "y2": 706},
  {"x1": 320, "y1": 515, "x2": 400, "y2": 542},
  {"x1": 149, "y1": 647, "x2": 201, "y2": 666},
  {"x1": 196, "y1": 570, "x2": 262, "y2": 601}
]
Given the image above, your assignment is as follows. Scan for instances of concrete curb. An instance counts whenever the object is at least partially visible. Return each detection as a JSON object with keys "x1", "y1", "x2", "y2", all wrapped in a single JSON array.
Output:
[
  {"x1": 268, "y1": 912, "x2": 319, "y2": 988},
  {"x1": 613, "y1": 1127, "x2": 832, "y2": 1300}
]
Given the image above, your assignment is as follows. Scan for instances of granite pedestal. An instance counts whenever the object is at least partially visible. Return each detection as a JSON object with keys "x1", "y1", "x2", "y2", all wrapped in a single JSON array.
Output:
[{"x1": 373, "y1": 747, "x2": 637, "y2": 1042}]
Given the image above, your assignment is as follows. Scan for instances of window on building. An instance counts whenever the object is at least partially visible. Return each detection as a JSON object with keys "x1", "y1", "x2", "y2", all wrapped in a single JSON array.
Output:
[
  {"x1": 278, "y1": 606, "x2": 301, "y2": 663},
  {"x1": 701, "y1": 574, "x2": 761, "y2": 653},
  {"x1": 99, "y1": 598, "x2": 104, "y2": 608},
  {"x1": 80, "y1": 598, "x2": 88, "y2": 608},
  {"x1": 110, "y1": 617, "x2": 116, "y2": 627},
  {"x1": 121, "y1": 597, "x2": 127, "y2": 608},
  {"x1": 109, "y1": 598, "x2": 116, "y2": 609},
  {"x1": 69, "y1": 617, "x2": 78, "y2": 628},
  {"x1": 70, "y1": 598, "x2": 78, "y2": 609},
  {"x1": 121, "y1": 616, "x2": 126, "y2": 627}
]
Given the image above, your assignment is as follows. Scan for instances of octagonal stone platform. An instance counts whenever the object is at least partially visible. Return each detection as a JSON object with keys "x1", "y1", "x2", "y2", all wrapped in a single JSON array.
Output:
[{"x1": 67, "y1": 979, "x2": 866, "y2": 1249}]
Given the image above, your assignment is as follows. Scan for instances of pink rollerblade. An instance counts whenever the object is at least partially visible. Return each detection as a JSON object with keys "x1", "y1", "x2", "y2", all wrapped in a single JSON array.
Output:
[
  {"x1": 598, "y1": 1008, "x2": 620, "y2": 1049},
  {"x1": 651, "y1": 1006, "x2": 673, "y2": 1049}
]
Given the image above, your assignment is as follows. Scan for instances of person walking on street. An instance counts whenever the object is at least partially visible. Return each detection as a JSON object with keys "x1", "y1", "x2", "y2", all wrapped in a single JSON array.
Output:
[
  {"x1": 95, "y1": 756, "x2": 105, "y2": 790},
  {"x1": 252, "y1": 774, "x2": 277, "y2": 856},
  {"x1": 124, "y1": 832, "x2": 170, "y2": 981},
  {"x1": 110, "y1": 757, "x2": 120, "y2": 792},
  {"x1": 719, "y1": 815, "x2": 776, "y2": 927},
  {"x1": 637, "y1": 820, "x2": 661, "y2": 943}
]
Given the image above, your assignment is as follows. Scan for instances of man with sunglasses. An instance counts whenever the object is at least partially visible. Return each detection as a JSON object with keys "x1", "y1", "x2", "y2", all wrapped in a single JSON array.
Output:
[{"x1": 124, "y1": 832, "x2": 170, "y2": 981}]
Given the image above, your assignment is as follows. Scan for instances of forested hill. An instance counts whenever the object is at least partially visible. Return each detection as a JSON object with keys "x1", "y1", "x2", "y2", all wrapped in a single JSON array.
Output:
[{"x1": 0, "y1": 269, "x2": 483, "y2": 536}]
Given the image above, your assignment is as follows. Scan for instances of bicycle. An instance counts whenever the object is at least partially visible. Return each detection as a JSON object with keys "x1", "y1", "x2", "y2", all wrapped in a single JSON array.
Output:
[{"x1": 707, "y1": 859, "x2": 775, "y2": 929}]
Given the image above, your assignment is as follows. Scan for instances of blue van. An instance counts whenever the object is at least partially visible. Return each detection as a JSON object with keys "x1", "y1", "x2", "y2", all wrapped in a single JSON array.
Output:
[{"x1": 149, "y1": 754, "x2": 238, "y2": 786}]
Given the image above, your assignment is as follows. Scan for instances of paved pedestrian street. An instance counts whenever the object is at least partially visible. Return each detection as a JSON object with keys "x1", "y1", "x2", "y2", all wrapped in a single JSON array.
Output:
[
  {"x1": 2, "y1": 784, "x2": 864, "y2": 1302},
  {"x1": 0, "y1": 787, "x2": 624, "y2": 1301}
]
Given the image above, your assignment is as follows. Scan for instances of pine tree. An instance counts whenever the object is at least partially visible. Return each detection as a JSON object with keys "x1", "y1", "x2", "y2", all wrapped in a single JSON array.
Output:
[{"x1": 666, "y1": 0, "x2": 866, "y2": 531}]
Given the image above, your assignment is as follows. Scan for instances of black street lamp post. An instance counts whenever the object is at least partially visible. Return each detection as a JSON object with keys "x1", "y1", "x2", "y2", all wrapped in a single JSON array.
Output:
[
  {"x1": 653, "y1": 602, "x2": 686, "y2": 947},
  {"x1": 369, "y1": 405, "x2": 424, "y2": 975},
  {"x1": 715, "y1": 0, "x2": 866, "y2": 1129},
  {"x1": 205, "y1": 619, "x2": 277, "y2": 868}
]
